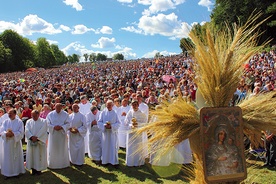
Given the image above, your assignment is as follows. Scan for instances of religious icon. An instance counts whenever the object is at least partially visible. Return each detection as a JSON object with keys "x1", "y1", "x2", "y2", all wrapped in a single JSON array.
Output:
[{"x1": 200, "y1": 106, "x2": 247, "y2": 183}]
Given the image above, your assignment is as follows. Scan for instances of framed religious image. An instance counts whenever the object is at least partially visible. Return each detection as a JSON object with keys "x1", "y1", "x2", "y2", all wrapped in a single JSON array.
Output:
[{"x1": 200, "y1": 106, "x2": 247, "y2": 183}]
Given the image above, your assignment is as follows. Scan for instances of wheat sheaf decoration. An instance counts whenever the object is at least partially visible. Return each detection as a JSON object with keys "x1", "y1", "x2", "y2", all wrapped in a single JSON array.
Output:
[{"x1": 137, "y1": 12, "x2": 276, "y2": 183}]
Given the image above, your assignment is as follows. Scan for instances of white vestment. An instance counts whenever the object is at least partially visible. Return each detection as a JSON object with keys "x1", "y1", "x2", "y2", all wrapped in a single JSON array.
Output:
[
  {"x1": 46, "y1": 110, "x2": 70, "y2": 169},
  {"x1": 0, "y1": 118, "x2": 25, "y2": 177},
  {"x1": 171, "y1": 139, "x2": 193, "y2": 164},
  {"x1": 0, "y1": 116, "x2": 3, "y2": 169},
  {"x1": 117, "y1": 105, "x2": 131, "y2": 148},
  {"x1": 139, "y1": 102, "x2": 149, "y2": 122},
  {"x1": 68, "y1": 112, "x2": 87, "y2": 165},
  {"x1": 149, "y1": 116, "x2": 171, "y2": 166},
  {"x1": 0, "y1": 113, "x2": 20, "y2": 169},
  {"x1": 98, "y1": 109, "x2": 120, "y2": 165},
  {"x1": 79, "y1": 102, "x2": 92, "y2": 154},
  {"x1": 25, "y1": 118, "x2": 48, "y2": 171},
  {"x1": 85, "y1": 111, "x2": 101, "y2": 161},
  {"x1": 125, "y1": 109, "x2": 147, "y2": 166}
]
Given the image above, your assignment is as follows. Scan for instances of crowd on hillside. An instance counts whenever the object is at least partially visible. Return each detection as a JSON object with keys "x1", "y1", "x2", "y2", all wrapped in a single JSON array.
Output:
[
  {"x1": 0, "y1": 49, "x2": 275, "y2": 178},
  {"x1": 0, "y1": 50, "x2": 275, "y2": 112}
]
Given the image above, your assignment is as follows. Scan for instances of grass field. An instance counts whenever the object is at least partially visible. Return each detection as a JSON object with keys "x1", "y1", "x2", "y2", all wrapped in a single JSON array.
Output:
[{"x1": 0, "y1": 149, "x2": 276, "y2": 184}]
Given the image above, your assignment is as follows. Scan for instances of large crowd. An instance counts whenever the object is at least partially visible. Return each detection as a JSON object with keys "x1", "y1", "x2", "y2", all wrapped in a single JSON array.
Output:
[{"x1": 0, "y1": 49, "x2": 275, "y2": 179}]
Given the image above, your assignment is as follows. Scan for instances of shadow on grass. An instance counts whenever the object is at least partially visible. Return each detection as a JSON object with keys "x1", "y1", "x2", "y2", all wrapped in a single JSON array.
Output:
[
  {"x1": 51, "y1": 162, "x2": 118, "y2": 184},
  {"x1": 115, "y1": 150, "x2": 191, "y2": 183},
  {"x1": 0, "y1": 170, "x2": 65, "y2": 184}
]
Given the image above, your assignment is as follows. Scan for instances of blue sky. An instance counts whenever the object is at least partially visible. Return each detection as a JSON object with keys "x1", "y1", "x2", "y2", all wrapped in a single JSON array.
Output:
[{"x1": 0, "y1": 0, "x2": 213, "y2": 60}]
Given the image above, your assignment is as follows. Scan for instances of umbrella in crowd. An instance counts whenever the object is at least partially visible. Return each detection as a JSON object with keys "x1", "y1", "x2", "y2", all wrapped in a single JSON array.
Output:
[
  {"x1": 26, "y1": 68, "x2": 38, "y2": 73},
  {"x1": 19, "y1": 78, "x2": 25, "y2": 83},
  {"x1": 161, "y1": 75, "x2": 176, "y2": 83}
]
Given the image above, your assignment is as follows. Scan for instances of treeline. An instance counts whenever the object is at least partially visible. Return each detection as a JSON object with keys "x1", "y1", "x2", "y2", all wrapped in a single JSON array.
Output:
[
  {"x1": 180, "y1": 0, "x2": 276, "y2": 53},
  {"x1": 0, "y1": 30, "x2": 77, "y2": 73},
  {"x1": 0, "y1": 29, "x2": 125, "y2": 73}
]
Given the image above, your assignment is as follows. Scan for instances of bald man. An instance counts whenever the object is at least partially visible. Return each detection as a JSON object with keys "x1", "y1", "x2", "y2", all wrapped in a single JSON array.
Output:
[
  {"x1": 98, "y1": 100, "x2": 120, "y2": 166},
  {"x1": 46, "y1": 103, "x2": 70, "y2": 169}
]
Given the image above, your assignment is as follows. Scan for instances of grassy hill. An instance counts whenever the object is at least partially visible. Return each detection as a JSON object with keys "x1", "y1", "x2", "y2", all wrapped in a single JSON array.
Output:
[{"x1": 0, "y1": 149, "x2": 275, "y2": 184}]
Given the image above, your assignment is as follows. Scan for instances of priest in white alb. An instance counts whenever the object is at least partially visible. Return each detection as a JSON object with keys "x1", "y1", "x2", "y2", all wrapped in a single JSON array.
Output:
[
  {"x1": 116, "y1": 99, "x2": 130, "y2": 149},
  {"x1": 85, "y1": 106, "x2": 101, "y2": 164},
  {"x1": 46, "y1": 103, "x2": 70, "y2": 169},
  {"x1": 171, "y1": 139, "x2": 193, "y2": 165},
  {"x1": 68, "y1": 104, "x2": 87, "y2": 166},
  {"x1": 79, "y1": 95, "x2": 92, "y2": 154},
  {"x1": 98, "y1": 100, "x2": 120, "y2": 166},
  {"x1": 0, "y1": 109, "x2": 25, "y2": 179},
  {"x1": 25, "y1": 110, "x2": 48, "y2": 175},
  {"x1": 125, "y1": 99, "x2": 148, "y2": 166}
]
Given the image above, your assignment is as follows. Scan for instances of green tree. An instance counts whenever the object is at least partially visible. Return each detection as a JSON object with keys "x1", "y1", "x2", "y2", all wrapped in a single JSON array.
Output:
[
  {"x1": 96, "y1": 53, "x2": 107, "y2": 61},
  {"x1": 83, "y1": 53, "x2": 89, "y2": 62},
  {"x1": 266, "y1": 2, "x2": 276, "y2": 27},
  {"x1": 51, "y1": 44, "x2": 67, "y2": 65},
  {"x1": 211, "y1": 0, "x2": 276, "y2": 44},
  {"x1": 67, "y1": 54, "x2": 80, "y2": 63},
  {"x1": 35, "y1": 38, "x2": 56, "y2": 68},
  {"x1": 0, "y1": 30, "x2": 35, "y2": 72},
  {"x1": 180, "y1": 37, "x2": 194, "y2": 55},
  {"x1": 67, "y1": 55, "x2": 74, "y2": 63},
  {"x1": 113, "y1": 53, "x2": 124, "y2": 60},
  {"x1": 89, "y1": 53, "x2": 96, "y2": 62},
  {"x1": 0, "y1": 40, "x2": 12, "y2": 73},
  {"x1": 154, "y1": 52, "x2": 162, "y2": 58}
]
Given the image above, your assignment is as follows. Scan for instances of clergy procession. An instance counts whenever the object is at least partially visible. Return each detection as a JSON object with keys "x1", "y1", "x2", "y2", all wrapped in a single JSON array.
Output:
[{"x1": 0, "y1": 94, "x2": 193, "y2": 180}]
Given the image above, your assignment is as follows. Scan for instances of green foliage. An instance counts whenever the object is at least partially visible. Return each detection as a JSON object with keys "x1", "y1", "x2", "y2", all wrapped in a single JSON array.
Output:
[
  {"x1": 113, "y1": 53, "x2": 124, "y2": 60},
  {"x1": 180, "y1": 37, "x2": 194, "y2": 54},
  {"x1": 211, "y1": 0, "x2": 276, "y2": 44},
  {"x1": 96, "y1": 53, "x2": 107, "y2": 61},
  {"x1": 0, "y1": 40, "x2": 12, "y2": 73},
  {"x1": 0, "y1": 30, "x2": 69, "y2": 73},
  {"x1": 89, "y1": 53, "x2": 96, "y2": 62},
  {"x1": 266, "y1": 2, "x2": 276, "y2": 27},
  {"x1": 0, "y1": 30, "x2": 35, "y2": 72},
  {"x1": 67, "y1": 54, "x2": 80, "y2": 63},
  {"x1": 154, "y1": 52, "x2": 163, "y2": 58},
  {"x1": 51, "y1": 44, "x2": 67, "y2": 65},
  {"x1": 83, "y1": 53, "x2": 89, "y2": 62},
  {"x1": 35, "y1": 38, "x2": 56, "y2": 68}
]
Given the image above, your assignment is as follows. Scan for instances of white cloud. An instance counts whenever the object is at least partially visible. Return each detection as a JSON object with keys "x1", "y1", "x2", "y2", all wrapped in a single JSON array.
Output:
[
  {"x1": 0, "y1": 14, "x2": 62, "y2": 36},
  {"x1": 59, "y1": 24, "x2": 71, "y2": 31},
  {"x1": 62, "y1": 42, "x2": 137, "y2": 61},
  {"x1": 91, "y1": 37, "x2": 116, "y2": 48},
  {"x1": 141, "y1": 0, "x2": 186, "y2": 15},
  {"x1": 114, "y1": 46, "x2": 137, "y2": 58},
  {"x1": 117, "y1": 0, "x2": 132, "y2": 3},
  {"x1": 142, "y1": 49, "x2": 177, "y2": 58},
  {"x1": 138, "y1": 0, "x2": 151, "y2": 5},
  {"x1": 122, "y1": 13, "x2": 190, "y2": 39},
  {"x1": 0, "y1": 21, "x2": 19, "y2": 33},
  {"x1": 47, "y1": 39, "x2": 59, "y2": 45},
  {"x1": 72, "y1": 24, "x2": 94, "y2": 34},
  {"x1": 63, "y1": 0, "x2": 83, "y2": 11},
  {"x1": 95, "y1": 26, "x2": 113, "y2": 34},
  {"x1": 121, "y1": 26, "x2": 143, "y2": 34},
  {"x1": 198, "y1": 0, "x2": 213, "y2": 11}
]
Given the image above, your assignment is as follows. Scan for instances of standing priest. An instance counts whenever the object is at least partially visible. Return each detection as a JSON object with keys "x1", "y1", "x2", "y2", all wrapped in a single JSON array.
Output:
[
  {"x1": 25, "y1": 110, "x2": 48, "y2": 175},
  {"x1": 0, "y1": 109, "x2": 25, "y2": 179},
  {"x1": 68, "y1": 104, "x2": 87, "y2": 166},
  {"x1": 98, "y1": 100, "x2": 120, "y2": 166},
  {"x1": 46, "y1": 103, "x2": 70, "y2": 169}
]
